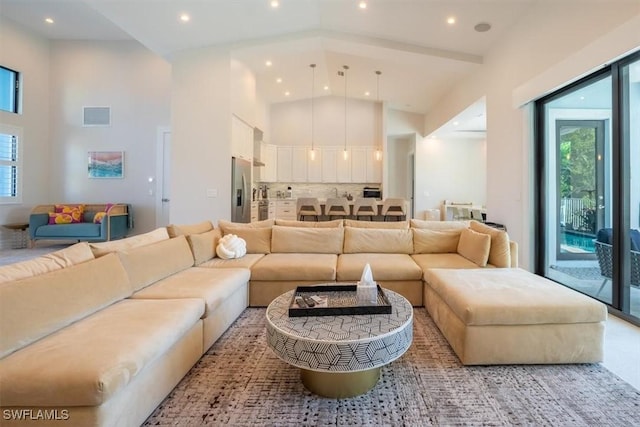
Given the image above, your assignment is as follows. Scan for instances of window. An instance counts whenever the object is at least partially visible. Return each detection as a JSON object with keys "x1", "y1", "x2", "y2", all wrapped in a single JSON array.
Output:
[
  {"x1": 0, "y1": 66, "x2": 19, "y2": 114},
  {"x1": 0, "y1": 125, "x2": 22, "y2": 203}
]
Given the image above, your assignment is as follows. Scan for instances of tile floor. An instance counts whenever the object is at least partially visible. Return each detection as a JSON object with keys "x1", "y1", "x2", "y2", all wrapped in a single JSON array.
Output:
[{"x1": 1, "y1": 243, "x2": 639, "y2": 391}]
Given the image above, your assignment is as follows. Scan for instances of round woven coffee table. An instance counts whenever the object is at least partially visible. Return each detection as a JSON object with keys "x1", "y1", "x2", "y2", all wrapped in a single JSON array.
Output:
[{"x1": 265, "y1": 287, "x2": 413, "y2": 398}]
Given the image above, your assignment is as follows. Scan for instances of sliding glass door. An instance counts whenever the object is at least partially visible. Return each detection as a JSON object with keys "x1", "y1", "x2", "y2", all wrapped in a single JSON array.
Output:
[{"x1": 537, "y1": 51, "x2": 640, "y2": 324}]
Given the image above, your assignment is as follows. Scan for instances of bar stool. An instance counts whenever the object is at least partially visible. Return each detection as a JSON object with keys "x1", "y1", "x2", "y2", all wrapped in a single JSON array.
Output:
[
  {"x1": 353, "y1": 198, "x2": 378, "y2": 221},
  {"x1": 324, "y1": 198, "x2": 351, "y2": 220},
  {"x1": 381, "y1": 198, "x2": 406, "y2": 221},
  {"x1": 296, "y1": 198, "x2": 322, "y2": 221}
]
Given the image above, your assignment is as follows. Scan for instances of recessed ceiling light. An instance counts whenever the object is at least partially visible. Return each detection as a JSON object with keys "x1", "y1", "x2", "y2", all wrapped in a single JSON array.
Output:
[
  {"x1": 276, "y1": 78, "x2": 282, "y2": 83},
  {"x1": 447, "y1": 17, "x2": 456, "y2": 25},
  {"x1": 44, "y1": 17, "x2": 54, "y2": 24},
  {"x1": 284, "y1": 91, "x2": 290, "y2": 96},
  {"x1": 474, "y1": 22, "x2": 492, "y2": 32},
  {"x1": 364, "y1": 91, "x2": 370, "y2": 96},
  {"x1": 179, "y1": 13, "x2": 190, "y2": 22},
  {"x1": 265, "y1": 60, "x2": 273, "y2": 67},
  {"x1": 580, "y1": 96, "x2": 585, "y2": 100},
  {"x1": 270, "y1": 0, "x2": 279, "y2": 8},
  {"x1": 453, "y1": 121, "x2": 460, "y2": 126},
  {"x1": 359, "y1": 1, "x2": 367, "y2": 9},
  {"x1": 324, "y1": 85, "x2": 329, "y2": 91}
]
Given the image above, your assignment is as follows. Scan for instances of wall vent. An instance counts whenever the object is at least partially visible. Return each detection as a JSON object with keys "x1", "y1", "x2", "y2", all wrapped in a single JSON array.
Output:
[{"x1": 83, "y1": 106, "x2": 111, "y2": 126}]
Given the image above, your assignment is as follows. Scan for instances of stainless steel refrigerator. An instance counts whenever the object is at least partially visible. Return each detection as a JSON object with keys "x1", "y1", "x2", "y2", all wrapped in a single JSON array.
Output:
[{"x1": 231, "y1": 157, "x2": 251, "y2": 223}]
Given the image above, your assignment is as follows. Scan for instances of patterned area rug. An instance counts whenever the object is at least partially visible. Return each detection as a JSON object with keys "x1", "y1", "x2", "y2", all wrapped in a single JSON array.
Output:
[{"x1": 144, "y1": 309, "x2": 640, "y2": 426}]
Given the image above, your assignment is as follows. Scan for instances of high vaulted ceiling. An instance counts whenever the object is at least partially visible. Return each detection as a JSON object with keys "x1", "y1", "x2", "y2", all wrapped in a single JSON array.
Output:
[{"x1": 0, "y1": 0, "x2": 541, "y2": 120}]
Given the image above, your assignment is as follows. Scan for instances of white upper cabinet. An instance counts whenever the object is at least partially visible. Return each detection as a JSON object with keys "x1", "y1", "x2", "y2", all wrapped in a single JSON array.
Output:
[
  {"x1": 366, "y1": 147, "x2": 383, "y2": 183},
  {"x1": 336, "y1": 148, "x2": 351, "y2": 183},
  {"x1": 321, "y1": 147, "x2": 338, "y2": 182},
  {"x1": 291, "y1": 147, "x2": 308, "y2": 182},
  {"x1": 350, "y1": 147, "x2": 367, "y2": 183},
  {"x1": 256, "y1": 143, "x2": 277, "y2": 182},
  {"x1": 231, "y1": 115, "x2": 253, "y2": 161},
  {"x1": 276, "y1": 146, "x2": 293, "y2": 182},
  {"x1": 307, "y1": 148, "x2": 322, "y2": 182}
]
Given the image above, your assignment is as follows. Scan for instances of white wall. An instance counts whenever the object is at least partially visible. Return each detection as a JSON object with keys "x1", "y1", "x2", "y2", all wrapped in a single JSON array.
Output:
[
  {"x1": 0, "y1": 18, "x2": 51, "y2": 248},
  {"x1": 48, "y1": 40, "x2": 171, "y2": 235},
  {"x1": 425, "y1": 3, "x2": 640, "y2": 269},
  {"x1": 171, "y1": 46, "x2": 233, "y2": 224},
  {"x1": 230, "y1": 59, "x2": 256, "y2": 125},
  {"x1": 270, "y1": 96, "x2": 377, "y2": 147},
  {"x1": 414, "y1": 136, "x2": 487, "y2": 220}
]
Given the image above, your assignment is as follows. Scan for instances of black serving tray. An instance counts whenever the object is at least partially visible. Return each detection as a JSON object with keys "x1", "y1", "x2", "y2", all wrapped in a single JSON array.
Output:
[{"x1": 288, "y1": 284, "x2": 392, "y2": 317}]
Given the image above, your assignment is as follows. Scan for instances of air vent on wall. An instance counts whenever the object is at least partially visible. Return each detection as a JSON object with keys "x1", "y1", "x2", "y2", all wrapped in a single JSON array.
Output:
[{"x1": 83, "y1": 106, "x2": 111, "y2": 126}]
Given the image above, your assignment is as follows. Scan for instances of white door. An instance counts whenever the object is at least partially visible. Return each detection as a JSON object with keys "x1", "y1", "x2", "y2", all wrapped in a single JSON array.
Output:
[{"x1": 156, "y1": 127, "x2": 171, "y2": 227}]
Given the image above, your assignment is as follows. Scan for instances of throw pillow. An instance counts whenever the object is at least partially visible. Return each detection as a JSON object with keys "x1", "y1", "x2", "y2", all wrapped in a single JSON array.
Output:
[
  {"x1": 469, "y1": 221, "x2": 511, "y2": 267},
  {"x1": 216, "y1": 234, "x2": 247, "y2": 259},
  {"x1": 54, "y1": 204, "x2": 85, "y2": 223},
  {"x1": 48, "y1": 212, "x2": 74, "y2": 225},
  {"x1": 412, "y1": 228, "x2": 462, "y2": 254},
  {"x1": 457, "y1": 228, "x2": 491, "y2": 267},
  {"x1": 93, "y1": 212, "x2": 107, "y2": 224},
  {"x1": 187, "y1": 229, "x2": 221, "y2": 264}
]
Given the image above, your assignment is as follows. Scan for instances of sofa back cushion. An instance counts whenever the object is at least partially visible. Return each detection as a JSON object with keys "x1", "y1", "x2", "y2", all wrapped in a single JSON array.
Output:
[
  {"x1": 186, "y1": 229, "x2": 222, "y2": 264},
  {"x1": 413, "y1": 229, "x2": 462, "y2": 254},
  {"x1": 0, "y1": 253, "x2": 130, "y2": 358},
  {"x1": 218, "y1": 219, "x2": 274, "y2": 232},
  {"x1": 469, "y1": 220, "x2": 511, "y2": 268},
  {"x1": 0, "y1": 242, "x2": 95, "y2": 284},
  {"x1": 275, "y1": 219, "x2": 343, "y2": 228},
  {"x1": 271, "y1": 226, "x2": 344, "y2": 254},
  {"x1": 90, "y1": 227, "x2": 169, "y2": 257},
  {"x1": 410, "y1": 219, "x2": 470, "y2": 230},
  {"x1": 117, "y1": 235, "x2": 194, "y2": 292},
  {"x1": 343, "y1": 227, "x2": 413, "y2": 254},
  {"x1": 457, "y1": 228, "x2": 491, "y2": 267},
  {"x1": 166, "y1": 220, "x2": 214, "y2": 238},
  {"x1": 344, "y1": 219, "x2": 409, "y2": 229},
  {"x1": 221, "y1": 227, "x2": 272, "y2": 254}
]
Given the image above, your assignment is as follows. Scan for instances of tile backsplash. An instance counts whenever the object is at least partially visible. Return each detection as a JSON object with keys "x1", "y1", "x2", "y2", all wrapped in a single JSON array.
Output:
[{"x1": 260, "y1": 183, "x2": 381, "y2": 199}]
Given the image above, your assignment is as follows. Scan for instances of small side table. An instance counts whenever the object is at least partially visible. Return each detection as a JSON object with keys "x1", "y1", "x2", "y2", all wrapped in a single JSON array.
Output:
[{"x1": 3, "y1": 223, "x2": 29, "y2": 249}]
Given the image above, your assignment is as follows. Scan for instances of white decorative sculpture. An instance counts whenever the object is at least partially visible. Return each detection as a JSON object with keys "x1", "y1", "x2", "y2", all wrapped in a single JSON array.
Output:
[{"x1": 215, "y1": 234, "x2": 247, "y2": 259}]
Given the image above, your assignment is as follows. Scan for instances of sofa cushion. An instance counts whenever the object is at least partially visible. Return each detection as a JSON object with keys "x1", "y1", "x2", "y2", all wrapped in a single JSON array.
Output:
[
  {"x1": 221, "y1": 227, "x2": 272, "y2": 254},
  {"x1": 35, "y1": 223, "x2": 101, "y2": 238},
  {"x1": 344, "y1": 219, "x2": 409, "y2": 229},
  {"x1": 90, "y1": 227, "x2": 169, "y2": 257},
  {"x1": 469, "y1": 220, "x2": 511, "y2": 268},
  {"x1": 186, "y1": 229, "x2": 222, "y2": 264},
  {"x1": 271, "y1": 226, "x2": 344, "y2": 254},
  {"x1": 250, "y1": 253, "x2": 337, "y2": 281},
  {"x1": 0, "y1": 298, "x2": 204, "y2": 407},
  {"x1": 337, "y1": 253, "x2": 422, "y2": 281},
  {"x1": 343, "y1": 227, "x2": 413, "y2": 254},
  {"x1": 413, "y1": 229, "x2": 462, "y2": 254},
  {"x1": 166, "y1": 220, "x2": 214, "y2": 238},
  {"x1": 457, "y1": 228, "x2": 491, "y2": 267},
  {"x1": 275, "y1": 219, "x2": 343, "y2": 228},
  {"x1": 117, "y1": 236, "x2": 194, "y2": 292},
  {"x1": 423, "y1": 268, "x2": 607, "y2": 326},
  {"x1": 0, "y1": 242, "x2": 94, "y2": 284},
  {"x1": 218, "y1": 219, "x2": 274, "y2": 232},
  {"x1": 410, "y1": 219, "x2": 470, "y2": 230},
  {"x1": 411, "y1": 253, "x2": 483, "y2": 271},
  {"x1": 132, "y1": 267, "x2": 250, "y2": 317},
  {"x1": 0, "y1": 253, "x2": 131, "y2": 358},
  {"x1": 200, "y1": 253, "x2": 265, "y2": 269}
]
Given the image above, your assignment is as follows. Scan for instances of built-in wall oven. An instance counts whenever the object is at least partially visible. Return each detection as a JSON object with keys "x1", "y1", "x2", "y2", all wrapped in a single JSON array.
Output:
[{"x1": 258, "y1": 200, "x2": 269, "y2": 220}]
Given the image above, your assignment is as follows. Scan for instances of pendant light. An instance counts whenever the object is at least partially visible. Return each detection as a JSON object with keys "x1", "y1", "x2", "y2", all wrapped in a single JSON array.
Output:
[
  {"x1": 375, "y1": 70, "x2": 382, "y2": 161},
  {"x1": 309, "y1": 64, "x2": 316, "y2": 161},
  {"x1": 342, "y1": 65, "x2": 349, "y2": 160}
]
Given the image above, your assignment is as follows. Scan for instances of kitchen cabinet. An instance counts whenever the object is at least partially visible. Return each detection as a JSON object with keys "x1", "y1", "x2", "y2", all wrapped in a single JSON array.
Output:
[
  {"x1": 336, "y1": 149, "x2": 351, "y2": 183},
  {"x1": 321, "y1": 148, "x2": 338, "y2": 182},
  {"x1": 307, "y1": 148, "x2": 322, "y2": 182},
  {"x1": 276, "y1": 146, "x2": 293, "y2": 182},
  {"x1": 291, "y1": 147, "x2": 308, "y2": 182},
  {"x1": 350, "y1": 147, "x2": 367, "y2": 183},
  {"x1": 268, "y1": 201, "x2": 276, "y2": 219},
  {"x1": 256, "y1": 143, "x2": 277, "y2": 182},
  {"x1": 231, "y1": 115, "x2": 253, "y2": 161},
  {"x1": 366, "y1": 147, "x2": 382, "y2": 183},
  {"x1": 251, "y1": 201, "x2": 259, "y2": 222},
  {"x1": 276, "y1": 200, "x2": 296, "y2": 220}
]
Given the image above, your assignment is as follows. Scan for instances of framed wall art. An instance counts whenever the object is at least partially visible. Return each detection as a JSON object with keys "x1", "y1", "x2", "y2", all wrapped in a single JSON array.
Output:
[{"x1": 88, "y1": 151, "x2": 124, "y2": 179}]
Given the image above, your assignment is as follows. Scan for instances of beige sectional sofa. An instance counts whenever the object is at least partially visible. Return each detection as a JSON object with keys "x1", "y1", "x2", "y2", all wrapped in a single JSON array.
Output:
[{"x1": 0, "y1": 217, "x2": 606, "y2": 426}]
